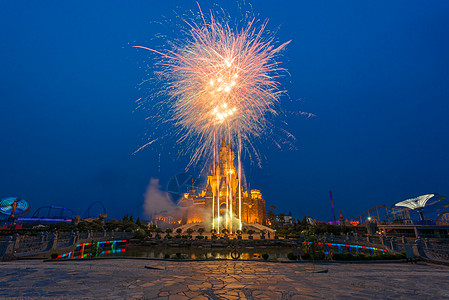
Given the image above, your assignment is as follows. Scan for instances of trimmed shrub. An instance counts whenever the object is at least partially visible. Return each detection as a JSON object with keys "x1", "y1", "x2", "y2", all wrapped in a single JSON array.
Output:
[
  {"x1": 300, "y1": 253, "x2": 310, "y2": 260},
  {"x1": 287, "y1": 252, "x2": 297, "y2": 260},
  {"x1": 262, "y1": 253, "x2": 269, "y2": 260},
  {"x1": 332, "y1": 252, "x2": 404, "y2": 261},
  {"x1": 357, "y1": 253, "x2": 366, "y2": 260},
  {"x1": 332, "y1": 252, "x2": 354, "y2": 260},
  {"x1": 133, "y1": 229, "x2": 148, "y2": 240}
]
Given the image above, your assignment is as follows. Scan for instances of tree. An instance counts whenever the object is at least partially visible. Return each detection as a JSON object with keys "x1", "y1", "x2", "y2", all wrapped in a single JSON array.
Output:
[
  {"x1": 136, "y1": 217, "x2": 142, "y2": 227},
  {"x1": 154, "y1": 227, "x2": 162, "y2": 239},
  {"x1": 186, "y1": 228, "x2": 194, "y2": 236},
  {"x1": 176, "y1": 228, "x2": 182, "y2": 235},
  {"x1": 302, "y1": 228, "x2": 326, "y2": 262},
  {"x1": 197, "y1": 228, "x2": 205, "y2": 236},
  {"x1": 247, "y1": 229, "x2": 255, "y2": 238},
  {"x1": 52, "y1": 222, "x2": 75, "y2": 232},
  {"x1": 105, "y1": 220, "x2": 121, "y2": 231},
  {"x1": 133, "y1": 228, "x2": 148, "y2": 239},
  {"x1": 267, "y1": 206, "x2": 277, "y2": 228},
  {"x1": 123, "y1": 222, "x2": 138, "y2": 232},
  {"x1": 76, "y1": 220, "x2": 103, "y2": 232}
]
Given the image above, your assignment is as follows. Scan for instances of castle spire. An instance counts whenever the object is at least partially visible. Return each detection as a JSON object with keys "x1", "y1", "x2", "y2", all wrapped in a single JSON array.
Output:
[{"x1": 221, "y1": 135, "x2": 226, "y2": 148}]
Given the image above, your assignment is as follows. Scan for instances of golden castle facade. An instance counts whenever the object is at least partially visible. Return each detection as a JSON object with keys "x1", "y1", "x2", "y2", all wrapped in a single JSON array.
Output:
[{"x1": 180, "y1": 137, "x2": 266, "y2": 227}]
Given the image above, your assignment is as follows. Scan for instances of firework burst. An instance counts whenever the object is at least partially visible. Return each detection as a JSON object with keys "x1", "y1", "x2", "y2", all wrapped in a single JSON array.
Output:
[{"x1": 134, "y1": 3, "x2": 290, "y2": 167}]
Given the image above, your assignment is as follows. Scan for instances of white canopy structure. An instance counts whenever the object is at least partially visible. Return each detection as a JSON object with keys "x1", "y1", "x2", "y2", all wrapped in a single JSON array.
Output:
[
  {"x1": 395, "y1": 194, "x2": 435, "y2": 210},
  {"x1": 395, "y1": 194, "x2": 436, "y2": 220}
]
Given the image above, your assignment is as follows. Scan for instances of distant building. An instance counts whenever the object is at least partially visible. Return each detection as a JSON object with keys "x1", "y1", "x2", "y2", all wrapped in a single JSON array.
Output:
[{"x1": 276, "y1": 212, "x2": 293, "y2": 226}]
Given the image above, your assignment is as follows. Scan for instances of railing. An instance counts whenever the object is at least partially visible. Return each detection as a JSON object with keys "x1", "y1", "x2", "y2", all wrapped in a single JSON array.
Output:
[
  {"x1": 16, "y1": 236, "x2": 41, "y2": 249},
  {"x1": 0, "y1": 231, "x2": 134, "y2": 259},
  {"x1": 423, "y1": 243, "x2": 449, "y2": 261},
  {"x1": 15, "y1": 236, "x2": 48, "y2": 254},
  {"x1": 56, "y1": 238, "x2": 73, "y2": 249}
]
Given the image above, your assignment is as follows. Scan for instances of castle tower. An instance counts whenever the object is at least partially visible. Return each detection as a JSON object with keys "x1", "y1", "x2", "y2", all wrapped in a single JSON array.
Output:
[{"x1": 179, "y1": 136, "x2": 266, "y2": 229}]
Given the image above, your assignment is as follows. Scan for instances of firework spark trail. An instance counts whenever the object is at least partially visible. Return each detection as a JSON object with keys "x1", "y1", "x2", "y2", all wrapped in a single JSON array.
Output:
[
  {"x1": 134, "y1": 5, "x2": 290, "y2": 166},
  {"x1": 132, "y1": 138, "x2": 159, "y2": 155}
]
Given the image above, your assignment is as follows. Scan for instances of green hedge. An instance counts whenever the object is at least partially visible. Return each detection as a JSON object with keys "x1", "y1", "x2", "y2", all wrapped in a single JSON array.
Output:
[{"x1": 332, "y1": 252, "x2": 406, "y2": 261}]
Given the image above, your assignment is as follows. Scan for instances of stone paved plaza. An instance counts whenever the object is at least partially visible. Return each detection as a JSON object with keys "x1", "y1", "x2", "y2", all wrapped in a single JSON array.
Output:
[{"x1": 0, "y1": 259, "x2": 448, "y2": 299}]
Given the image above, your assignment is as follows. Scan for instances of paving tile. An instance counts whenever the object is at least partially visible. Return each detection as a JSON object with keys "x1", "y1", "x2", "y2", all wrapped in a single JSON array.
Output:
[
  {"x1": 0, "y1": 259, "x2": 448, "y2": 299},
  {"x1": 190, "y1": 295, "x2": 209, "y2": 300},
  {"x1": 169, "y1": 294, "x2": 189, "y2": 300}
]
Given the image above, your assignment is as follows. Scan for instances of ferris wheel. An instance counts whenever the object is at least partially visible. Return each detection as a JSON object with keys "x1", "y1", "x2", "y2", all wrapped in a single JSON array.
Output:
[{"x1": 436, "y1": 212, "x2": 449, "y2": 225}]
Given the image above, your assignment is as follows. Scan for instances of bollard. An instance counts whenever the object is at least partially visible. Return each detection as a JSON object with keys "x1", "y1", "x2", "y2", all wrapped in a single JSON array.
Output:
[
  {"x1": 412, "y1": 239, "x2": 427, "y2": 258},
  {"x1": 12, "y1": 234, "x2": 20, "y2": 251},
  {"x1": 49, "y1": 233, "x2": 58, "y2": 251},
  {"x1": 390, "y1": 237, "x2": 397, "y2": 251},
  {"x1": 70, "y1": 231, "x2": 78, "y2": 246},
  {"x1": 0, "y1": 236, "x2": 14, "y2": 257},
  {"x1": 39, "y1": 232, "x2": 45, "y2": 243},
  {"x1": 424, "y1": 238, "x2": 431, "y2": 249}
]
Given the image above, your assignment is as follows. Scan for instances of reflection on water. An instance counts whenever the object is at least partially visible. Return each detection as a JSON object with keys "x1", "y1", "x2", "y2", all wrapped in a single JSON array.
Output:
[
  {"x1": 105, "y1": 246, "x2": 294, "y2": 260},
  {"x1": 56, "y1": 239, "x2": 387, "y2": 260}
]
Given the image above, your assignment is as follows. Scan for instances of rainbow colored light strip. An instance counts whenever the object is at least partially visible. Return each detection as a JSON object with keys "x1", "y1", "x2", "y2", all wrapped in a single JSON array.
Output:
[
  {"x1": 56, "y1": 239, "x2": 128, "y2": 259},
  {"x1": 320, "y1": 242, "x2": 387, "y2": 252},
  {"x1": 307, "y1": 241, "x2": 388, "y2": 255},
  {"x1": 75, "y1": 240, "x2": 128, "y2": 248}
]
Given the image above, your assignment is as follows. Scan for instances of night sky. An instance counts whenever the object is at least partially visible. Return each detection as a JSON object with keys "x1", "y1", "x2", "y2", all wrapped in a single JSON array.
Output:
[{"x1": 1, "y1": 1, "x2": 448, "y2": 221}]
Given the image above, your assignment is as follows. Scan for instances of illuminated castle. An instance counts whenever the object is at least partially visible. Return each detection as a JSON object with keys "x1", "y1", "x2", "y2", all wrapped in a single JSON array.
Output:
[{"x1": 180, "y1": 137, "x2": 266, "y2": 228}]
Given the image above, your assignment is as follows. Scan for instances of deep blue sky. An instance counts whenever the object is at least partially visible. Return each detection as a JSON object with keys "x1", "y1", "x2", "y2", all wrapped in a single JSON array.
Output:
[{"x1": 1, "y1": 1, "x2": 448, "y2": 221}]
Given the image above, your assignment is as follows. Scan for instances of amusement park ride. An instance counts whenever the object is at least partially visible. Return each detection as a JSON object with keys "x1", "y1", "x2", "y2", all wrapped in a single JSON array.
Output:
[
  {"x1": 0, "y1": 197, "x2": 108, "y2": 228},
  {"x1": 342, "y1": 193, "x2": 449, "y2": 238},
  {"x1": 0, "y1": 197, "x2": 30, "y2": 221}
]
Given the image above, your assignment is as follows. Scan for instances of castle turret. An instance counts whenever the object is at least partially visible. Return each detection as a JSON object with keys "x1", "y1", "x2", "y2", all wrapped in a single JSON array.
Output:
[{"x1": 171, "y1": 136, "x2": 266, "y2": 228}]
